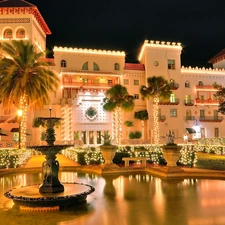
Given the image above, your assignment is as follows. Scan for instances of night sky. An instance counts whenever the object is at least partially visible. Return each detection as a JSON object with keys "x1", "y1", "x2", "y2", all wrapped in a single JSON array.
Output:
[{"x1": 28, "y1": 0, "x2": 225, "y2": 68}]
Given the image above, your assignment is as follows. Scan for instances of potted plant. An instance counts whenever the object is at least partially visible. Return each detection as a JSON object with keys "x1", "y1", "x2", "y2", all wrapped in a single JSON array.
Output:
[
  {"x1": 100, "y1": 131, "x2": 118, "y2": 168},
  {"x1": 161, "y1": 130, "x2": 182, "y2": 167}
]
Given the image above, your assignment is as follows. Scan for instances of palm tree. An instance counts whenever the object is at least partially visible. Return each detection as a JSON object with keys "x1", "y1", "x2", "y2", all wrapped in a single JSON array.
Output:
[
  {"x1": 140, "y1": 76, "x2": 171, "y2": 145},
  {"x1": 103, "y1": 84, "x2": 135, "y2": 145},
  {"x1": 0, "y1": 40, "x2": 59, "y2": 147}
]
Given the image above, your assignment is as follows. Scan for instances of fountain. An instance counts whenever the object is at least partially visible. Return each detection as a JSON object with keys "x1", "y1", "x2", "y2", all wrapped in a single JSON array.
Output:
[{"x1": 4, "y1": 110, "x2": 95, "y2": 210}]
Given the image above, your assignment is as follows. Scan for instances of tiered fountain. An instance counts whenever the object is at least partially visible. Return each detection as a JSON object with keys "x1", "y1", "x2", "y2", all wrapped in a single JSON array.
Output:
[{"x1": 4, "y1": 111, "x2": 95, "y2": 210}]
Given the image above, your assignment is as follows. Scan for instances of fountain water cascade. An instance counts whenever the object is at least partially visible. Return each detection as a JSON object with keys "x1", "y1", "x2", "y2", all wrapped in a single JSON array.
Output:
[{"x1": 4, "y1": 112, "x2": 95, "y2": 210}]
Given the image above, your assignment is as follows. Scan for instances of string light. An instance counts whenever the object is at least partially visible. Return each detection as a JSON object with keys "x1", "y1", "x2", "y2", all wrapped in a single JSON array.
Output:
[{"x1": 153, "y1": 96, "x2": 159, "y2": 145}]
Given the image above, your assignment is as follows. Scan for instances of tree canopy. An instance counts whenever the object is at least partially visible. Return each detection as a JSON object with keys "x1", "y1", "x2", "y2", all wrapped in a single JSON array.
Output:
[{"x1": 0, "y1": 40, "x2": 59, "y2": 110}]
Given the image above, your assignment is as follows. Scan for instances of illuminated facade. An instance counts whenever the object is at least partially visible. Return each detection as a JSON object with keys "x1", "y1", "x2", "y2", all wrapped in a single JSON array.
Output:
[{"x1": 0, "y1": 0, "x2": 225, "y2": 146}]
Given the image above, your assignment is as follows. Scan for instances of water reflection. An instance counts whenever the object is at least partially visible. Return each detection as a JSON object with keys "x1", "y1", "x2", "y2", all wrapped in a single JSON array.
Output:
[{"x1": 1, "y1": 172, "x2": 225, "y2": 225}]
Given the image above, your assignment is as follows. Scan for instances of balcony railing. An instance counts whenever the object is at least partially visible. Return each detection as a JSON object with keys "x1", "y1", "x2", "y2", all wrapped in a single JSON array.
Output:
[
  {"x1": 199, "y1": 116, "x2": 223, "y2": 122},
  {"x1": 195, "y1": 98, "x2": 220, "y2": 105},
  {"x1": 184, "y1": 100, "x2": 195, "y2": 106},
  {"x1": 62, "y1": 81, "x2": 114, "y2": 87},
  {"x1": 185, "y1": 116, "x2": 196, "y2": 121},
  {"x1": 196, "y1": 85, "x2": 217, "y2": 91},
  {"x1": 159, "y1": 98, "x2": 179, "y2": 105},
  {"x1": 170, "y1": 83, "x2": 179, "y2": 90},
  {"x1": 158, "y1": 115, "x2": 166, "y2": 122}
]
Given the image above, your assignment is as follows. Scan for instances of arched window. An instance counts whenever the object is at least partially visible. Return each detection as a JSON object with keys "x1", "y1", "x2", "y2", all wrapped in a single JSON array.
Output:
[
  {"x1": 198, "y1": 81, "x2": 203, "y2": 86},
  {"x1": 3, "y1": 28, "x2": 13, "y2": 39},
  {"x1": 16, "y1": 28, "x2": 25, "y2": 38},
  {"x1": 61, "y1": 60, "x2": 66, "y2": 67},
  {"x1": 114, "y1": 63, "x2": 120, "y2": 70},
  {"x1": 185, "y1": 80, "x2": 190, "y2": 88},
  {"x1": 82, "y1": 62, "x2": 88, "y2": 70},
  {"x1": 93, "y1": 62, "x2": 99, "y2": 71}
]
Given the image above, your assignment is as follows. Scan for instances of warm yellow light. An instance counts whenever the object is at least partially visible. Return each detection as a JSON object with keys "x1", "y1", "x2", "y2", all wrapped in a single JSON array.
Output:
[{"x1": 17, "y1": 109, "x2": 23, "y2": 117}]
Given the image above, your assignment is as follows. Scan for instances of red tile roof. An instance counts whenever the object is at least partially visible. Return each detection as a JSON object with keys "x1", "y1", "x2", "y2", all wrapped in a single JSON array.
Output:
[
  {"x1": 124, "y1": 63, "x2": 145, "y2": 71},
  {"x1": 0, "y1": 0, "x2": 51, "y2": 35},
  {"x1": 0, "y1": 0, "x2": 34, "y2": 7},
  {"x1": 208, "y1": 48, "x2": 225, "y2": 64}
]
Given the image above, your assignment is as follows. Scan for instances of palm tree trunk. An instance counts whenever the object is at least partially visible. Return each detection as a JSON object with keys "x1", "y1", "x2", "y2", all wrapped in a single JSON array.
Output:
[
  {"x1": 112, "y1": 107, "x2": 122, "y2": 145},
  {"x1": 19, "y1": 96, "x2": 27, "y2": 148},
  {"x1": 141, "y1": 120, "x2": 144, "y2": 140},
  {"x1": 153, "y1": 96, "x2": 159, "y2": 145}
]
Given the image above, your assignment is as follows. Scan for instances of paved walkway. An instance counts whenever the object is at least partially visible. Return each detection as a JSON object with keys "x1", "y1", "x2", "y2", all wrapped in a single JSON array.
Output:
[{"x1": 24, "y1": 154, "x2": 80, "y2": 168}]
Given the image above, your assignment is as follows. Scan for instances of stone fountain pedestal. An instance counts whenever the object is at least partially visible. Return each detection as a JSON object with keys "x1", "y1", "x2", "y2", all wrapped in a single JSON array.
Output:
[{"x1": 161, "y1": 145, "x2": 184, "y2": 173}]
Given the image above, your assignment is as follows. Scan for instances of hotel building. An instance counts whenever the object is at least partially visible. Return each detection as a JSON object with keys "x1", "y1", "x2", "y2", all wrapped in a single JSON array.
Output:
[{"x1": 0, "y1": 0, "x2": 225, "y2": 147}]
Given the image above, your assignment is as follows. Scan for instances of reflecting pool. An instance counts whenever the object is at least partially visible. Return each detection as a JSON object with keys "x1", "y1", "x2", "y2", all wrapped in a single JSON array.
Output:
[{"x1": 1, "y1": 172, "x2": 225, "y2": 225}]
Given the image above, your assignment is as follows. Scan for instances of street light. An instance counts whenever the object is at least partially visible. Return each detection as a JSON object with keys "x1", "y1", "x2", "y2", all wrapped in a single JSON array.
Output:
[{"x1": 17, "y1": 109, "x2": 23, "y2": 149}]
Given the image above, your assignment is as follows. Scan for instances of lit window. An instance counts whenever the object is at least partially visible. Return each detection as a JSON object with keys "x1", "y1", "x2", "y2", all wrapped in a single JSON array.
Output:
[
  {"x1": 134, "y1": 80, "x2": 139, "y2": 85},
  {"x1": 16, "y1": 28, "x2": 25, "y2": 38},
  {"x1": 61, "y1": 60, "x2": 66, "y2": 67},
  {"x1": 185, "y1": 80, "x2": 190, "y2": 88},
  {"x1": 134, "y1": 94, "x2": 139, "y2": 99},
  {"x1": 124, "y1": 79, "x2": 129, "y2": 85},
  {"x1": 93, "y1": 62, "x2": 99, "y2": 71},
  {"x1": 170, "y1": 94, "x2": 176, "y2": 103},
  {"x1": 82, "y1": 62, "x2": 88, "y2": 70},
  {"x1": 4, "y1": 28, "x2": 13, "y2": 39},
  {"x1": 168, "y1": 59, "x2": 175, "y2": 70},
  {"x1": 170, "y1": 109, "x2": 177, "y2": 117},
  {"x1": 108, "y1": 80, "x2": 113, "y2": 86},
  {"x1": 114, "y1": 63, "x2": 120, "y2": 70},
  {"x1": 198, "y1": 81, "x2": 203, "y2": 86}
]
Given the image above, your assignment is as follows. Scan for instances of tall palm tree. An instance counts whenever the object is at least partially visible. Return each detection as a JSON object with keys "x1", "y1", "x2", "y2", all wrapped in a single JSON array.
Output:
[
  {"x1": 0, "y1": 40, "x2": 59, "y2": 148},
  {"x1": 103, "y1": 84, "x2": 135, "y2": 145},
  {"x1": 140, "y1": 76, "x2": 171, "y2": 145}
]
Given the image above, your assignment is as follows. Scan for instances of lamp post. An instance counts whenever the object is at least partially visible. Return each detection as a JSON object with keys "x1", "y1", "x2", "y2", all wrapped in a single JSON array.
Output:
[{"x1": 17, "y1": 109, "x2": 23, "y2": 149}]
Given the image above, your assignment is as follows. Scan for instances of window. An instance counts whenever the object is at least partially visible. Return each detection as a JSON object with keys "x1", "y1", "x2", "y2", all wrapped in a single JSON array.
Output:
[
  {"x1": 16, "y1": 28, "x2": 25, "y2": 38},
  {"x1": 198, "y1": 81, "x2": 203, "y2": 86},
  {"x1": 114, "y1": 63, "x2": 120, "y2": 70},
  {"x1": 134, "y1": 94, "x2": 139, "y2": 99},
  {"x1": 215, "y1": 128, "x2": 219, "y2": 138},
  {"x1": 93, "y1": 62, "x2": 99, "y2": 71},
  {"x1": 97, "y1": 131, "x2": 102, "y2": 144},
  {"x1": 108, "y1": 80, "x2": 113, "y2": 86},
  {"x1": 134, "y1": 80, "x2": 139, "y2": 85},
  {"x1": 185, "y1": 95, "x2": 191, "y2": 104},
  {"x1": 124, "y1": 79, "x2": 129, "y2": 85},
  {"x1": 82, "y1": 62, "x2": 88, "y2": 70},
  {"x1": 61, "y1": 60, "x2": 66, "y2": 67},
  {"x1": 170, "y1": 109, "x2": 177, "y2": 117},
  {"x1": 168, "y1": 59, "x2": 175, "y2": 70},
  {"x1": 4, "y1": 28, "x2": 13, "y2": 39},
  {"x1": 170, "y1": 94, "x2": 176, "y2": 103},
  {"x1": 185, "y1": 80, "x2": 190, "y2": 88}
]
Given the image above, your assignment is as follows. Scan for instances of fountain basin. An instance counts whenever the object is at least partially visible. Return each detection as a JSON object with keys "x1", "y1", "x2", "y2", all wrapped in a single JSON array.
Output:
[{"x1": 4, "y1": 182, "x2": 95, "y2": 208}]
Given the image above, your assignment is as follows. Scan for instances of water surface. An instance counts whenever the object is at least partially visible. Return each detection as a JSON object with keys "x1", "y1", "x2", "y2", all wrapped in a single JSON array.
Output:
[{"x1": 1, "y1": 172, "x2": 225, "y2": 225}]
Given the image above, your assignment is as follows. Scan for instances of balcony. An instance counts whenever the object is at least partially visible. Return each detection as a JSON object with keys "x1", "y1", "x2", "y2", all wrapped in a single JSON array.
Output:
[
  {"x1": 185, "y1": 116, "x2": 196, "y2": 121},
  {"x1": 199, "y1": 116, "x2": 223, "y2": 122},
  {"x1": 196, "y1": 85, "x2": 217, "y2": 91},
  {"x1": 184, "y1": 100, "x2": 195, "y2": 106},
  {"x1": 158, "y1": 115, "x2": 166, "y2": 122},
  {"x1": 159, "y1": 98, "x2": 179, "y2": 105},
  {"x1": 170, "y1": 83, "x2": 179, "y2": 90},
  {"x1": 195, "y1": 98, "x2": 220, "y2": 105}
]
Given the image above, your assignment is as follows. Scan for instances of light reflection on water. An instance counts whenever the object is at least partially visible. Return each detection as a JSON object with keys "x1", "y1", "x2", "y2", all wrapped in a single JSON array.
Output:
[{"x1": 1, "y1": 172, "x2": 225, "y2": 225}]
